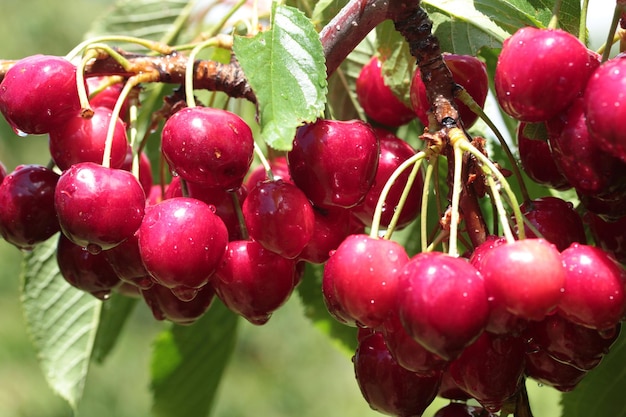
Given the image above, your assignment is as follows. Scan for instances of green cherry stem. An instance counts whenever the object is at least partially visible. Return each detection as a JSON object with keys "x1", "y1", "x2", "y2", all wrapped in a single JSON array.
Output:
[
  {"x1": 66, "y1": 35, "x2": 173, "y2": 62},
  {"x1": 601, "y1": 1, "x2": 625, "y2": 62},
  {"x1": 486, "y1": 174, "x2": 515, "y2": 244},
  {"x1": 448, "y1": 140, "x2": 464, "y2": 257},
  {"x1": 579, "y1": 0, "x2": 590, "y2": 44},
  {"x1": 231, "y1": 190, "x2": 249, "y2": 240},
  {"x1": 547, "y1": 0, "x2": 563, "y2": 29},
  {"x1": 369, "y1": 150, "x2": 426, "y2": 239},
  {"x1": 76, "y1": 50, "x2": 97, "y2": 117},
  {"x1": 253, "y1": 141, "x2": 275, "y2": 182},
  {"x1": 420, "y1": 156, "x2": 436, "y2": 251}
]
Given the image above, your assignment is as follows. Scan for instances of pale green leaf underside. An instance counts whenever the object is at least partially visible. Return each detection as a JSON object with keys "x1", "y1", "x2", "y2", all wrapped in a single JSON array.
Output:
[
  {"x1": 233, "y1": 4, "x2": 327, "y2": 151},
  {"x1": 560, "y1": 332, "x2": 626, "y2": 417},
  {"x1": 21, "y1": 234, "x2": 102, "y2": 410},
  {"x1": 150, "y1": 300, "x2": 239, "y2": 417}
]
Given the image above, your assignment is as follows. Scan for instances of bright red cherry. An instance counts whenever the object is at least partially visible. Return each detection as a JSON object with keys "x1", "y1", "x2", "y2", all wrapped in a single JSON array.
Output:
[
  {"x1": 54, "y1": 162, "x2": 145, "y2": 253},
  {"x1": 354, "y1": 332, "x2": 441, "y2": 417},
  {"x1": 584, "y1": 58, "x2": 626, "y2": 162},
  {"x1": 161, "y1": 106, "x2": 254, "y2": 190},
  {"x1": 138, "y1": 197, "x2": 228, "y2": 295},
  {"x1": 0, "y1": 164, "x2": 60, "y2": 250},
  {"x1": 212, "y1": 239, "x2": 297, "y2": 325},
  {"x1": 242, "y1": 179, "x2": 315, "y2": 259},
  {"x1": 0, "y1": 55, "x2": 81, "y2": 135},
  {"x1": 477, "y1": 239, "x2": 566, "y2": 321},
  {"x1": 351, "y1": 129, "x2": 423, "y2": 229},
  {"x1": 411, "y1": 53, "x2": 488, "y2": 128},
  {"x1": 356, "y1": 56, "x2": 415, "y2": 127},
  {"x1": 56, "y1": 233, "x2": 121, "y2": 300},
  {"x1": 323, "y1": 234, "x2": 409, "y2": 328},
  {"x1": 287, "y1": 119, "x2": 379, "y2": 209},
  {"x1": 495, "y1": 27, "x2": 594, "y2": 122},
  {"x1": 48, "y1": 107, "x2": 129, "y2": 171},
  {"x1": 558, "y1": 243, "x2": 626, "y2": 330},
  {"x1": 398, "y1": 251, "x2": 489, "y2": 361}
]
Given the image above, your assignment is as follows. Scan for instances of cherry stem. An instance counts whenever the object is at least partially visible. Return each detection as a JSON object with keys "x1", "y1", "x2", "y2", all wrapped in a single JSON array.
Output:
[
  {"x1": 447, "y1": 141, "x2": 464, "y2": 256},
  {"x1": 601, "y1": 1, "x2": 625, "y2": 62},
  {"x1": 383, "y1": 152, "x2": 426, "y2": 240},
  {"x1": 66, "y1": 35, "x2": 173, "y2": 62},
  {"x1": 455, "y1": 88, "x2": 531, "y2": 203},
  {"x1": 369, "y1": 151, "x2": 426, "y2": 239},
  {"x1": 184, "y1": 35, "x2": 234, "y2": 108},
  {"x1": 231, "y1": 190, "x2": 249, "y2": 240},
  {"x1": 180, "y1": 177, "x2": 190, "y2": 197},
  {"x1": 76, "y1": 51, "x2": 97, "y2": 116},
  {"x1": 547, "y1": 0, "x2": 563, "y2": 29},
  {"x1": 253, "y1": 141, "x2": 274, "y2": 181},
  {"x1": 420, "y1": 157, "x2": 437, "y2": 251},
  {"x1": 486, "y1": 174, "x2": 516, "y2": 244},
  {"x1": 128, "y1": 99, "x2": 140, "y2": 180},
  {"x1": 579, "y1": 0, "x2": 590, "y2": 44}
]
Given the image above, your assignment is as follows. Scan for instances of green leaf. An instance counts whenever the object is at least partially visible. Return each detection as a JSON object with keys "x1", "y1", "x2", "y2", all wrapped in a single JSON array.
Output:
[
  {"x1": 92, "y1": 293, "x2": 138, "y2": 364},
  {"x1": 311, "y1": 0, "x2": 349, "y2": 28},
  {"x1": 21, "y1": 233, "x2": 102, "y2": 410},
  {"x1": 233, "y1": 3, "x2": 327, "y2": 151},
  {"x1": 376, "y1": 19, "x2": 416, "y2": 106},
  {"x1": 85, "y1": 0, "x2": 198, "y2": 48},
  {"x1": 560, "y1": 331, "x2": 626, "y2": 417},
  {"x1": 150, "y1": 300, "x2": 239, "y2": 417},
  {"x1": 296, "y1": 263, "x2": 358, "y2": 356}
]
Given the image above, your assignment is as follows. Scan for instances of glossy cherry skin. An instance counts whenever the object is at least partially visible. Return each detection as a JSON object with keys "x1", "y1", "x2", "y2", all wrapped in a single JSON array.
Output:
[
  {"x1": 584, "y1": 58, "x2": 626, "y2": 162},
  {"x1": 351, "y1": 129, "x2": 423, "y2": 229},
  {"x1": 141, "y1": 282, "x2": 216, "y2": 325},
  {"x1": 516, "y1": 122, "x2": 570, "y2": 190},
  {"x1": 524, "y1": 314, "x2": 620, "y2": 371},
  {"x1": 120, "y1": 150, "x2": 154, "y2": 195},
  {"x1": 398, "y1": 251, "x2": 489, "y2": 361},
  {"x1": 585, "y1": 212, "x2": 626, "y2": 264},
  {"x1": 298, "y1": 207, "x2": 354, "y2": 264},
  {"x1": 547, "y1": 97, "x2": 626, "y2": 196},
  {"x1": 449, "y1": 332, "x2": 526, "y2": 412},
  {"x1": 86, "y1": 76, "x2": 129, "y2": 120},
  {"x1": 0, "y1": 55, "x2": 81, "y2": 135},
  {"x1": 138, "y1": 197, "x2": 228, "y2": 293},
  {"x1": 518, "y1": 197, "x2": 587, "y2": 252},
  {"x1": 411, "y1": 53, "x2": 488, "y2": 128},
  {"x1": 354, "y1": 332, "x2": 441, "y2": 417},
  {"x1": 103, "y1": 233, "x2": 154, "y2": 290},
  {"x1": 558, "y1": 243, "x2": 626, "y2": 330},
  {"x1": 56, "y1": 233, "x2": 121, "y2": 300},
  {"x1": 323, "y1": 234, "x2": 409, "y2": 328},
  {"x1": 288, "y1": 119, "x2": 379, "y2": 209},
  {"x1": 48, "y1": 107, "x2": 129, "y2": 171},
  {"x1": 244, "y1": 156, "x2": 292, "y2": 190},
  {"x1": 54, "y1": 162, "x2": 145, "y2": 253},
  {"x1": 433, "y1": 402, "x2": 497, "y2": 417},
  {"x1": 495, "y1": 27, "x2": 594, "y2": 122},
  {"x1": 161, "y1": 107, "x2": 254, "y2": 190},
  {"x1": 242, "y1": 179, "x2": 315, "y2": 259},
  {"x1": 381, "y1": 311, "x2": 449, "y2": 376},
  {"x1": 166, "y1": 176, "x2": 248, "y2": 242},
  {"x1": 525, "y1": 349, "x2": 587, "y2": 392},
  {"x1": 356, "y1": 56, "x2": 415, "y2": 127},
  {"x1": 477, "y1": 239, "x2": 566, "y2": 321},
  {"x1": 212, "y1": 239, "x2": 297, "y2": 325},
  {"x1": 0, "y1": 164, "x2": 60, "y2": 250}
]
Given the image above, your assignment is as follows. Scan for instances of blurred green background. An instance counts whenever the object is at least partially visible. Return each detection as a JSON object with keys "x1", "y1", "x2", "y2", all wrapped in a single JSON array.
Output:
[{"x1": 0, "y1": 1, "x2": 563, "y2": 416}]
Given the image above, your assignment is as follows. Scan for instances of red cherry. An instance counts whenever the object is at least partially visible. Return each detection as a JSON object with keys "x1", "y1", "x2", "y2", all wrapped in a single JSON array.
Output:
[
  {"x1": 298, "y1": 207, "x2": 354, "y2": 264},
  {"x1": 355, "y1": 56, "x2": 415, "y2": 127},
  {"x1": 120, "y1": 150, "x2": 154, "y2": 195},
  {"x1": 0, "y1": 164, "x2": 60, "y2": 250},
  {"x1": 141, "y1": 282, "x2": 216, "y2": 325},
  {"x1": 212, "y1": 239, "x2": 297, "y2": 325},
  {"x1": 287, "y1": 119, "x2": 379, "y2": 209},
  {"x1": 161, "y1": 107, "x2": 254, "y2": 190},
  {"x1": 585, "y1": 212, "x2": 626, "y2": 264},
  {"x1": 398, "y1": 251, "x2": 489, "y2": 361},
  {"x1": 54, "y1": 162, "x2": 146, "y2": 253},
  {"x1": 103, "y1": 233, "x2": 154, "y2": 290},
  {"x1": 433, "y1": 402, "x2": 497, "y2": 417},
  {"x1": 353, "y1": 332, "x2": 441, "y2": 417},
  {"x1": 525, "y1": 349, "x2": 588, "y2": 392},
  {"x1": 323, "y1": 234, "x2": 409, "y2": 328},
  {"x1": 0, "y1": 55, "x2": 81, "y2": 135},
  {"x1": 558, "y1": 243, "x2": 626, "y2": 330},
  {"x1": 49, "y1": 107, "x2": 129, "y2": 171},
  {"x1": 477, "y1": 239, "x2": 566, "y2": 321},
  {"x1": 495, "y1": 27, "x2": 594, "y2": 122},
  {"x1": 138, "y1": 197, "x2": 228, "y2": 293},
  {"x1": 244, "y1": 156, "x2": 292, "y2": 190},
  {"x1": 242, "y1": 179, "x2": 315, "y2": 259}
]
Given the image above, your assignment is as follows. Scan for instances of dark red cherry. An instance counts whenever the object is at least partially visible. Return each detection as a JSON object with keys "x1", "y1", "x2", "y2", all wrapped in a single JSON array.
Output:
[
  {"x1": 525, "y1": 349, "x2": 588, "y2": 392},
  {"x1": 161, "y1": 106, "x2": 254, "y2": 190},
  {"x1": 495, "y1": 27, "x2": 594, "y2": 122},
  {"x1": 356, "y1": 56, "x2": 415, "y2": 127},
  {"x1": 103, "y1": 233, "x2": 154, "y2": 290},
  {"x1": 242, "y1": 179, "x2": 315, "y2": 259},
  {"x1": 0, "y1": 55, "x2": 81, "y2": 134},
  {"x1": 287, "y1": 119, "x2": 379, "y2": 209},
  {"x1": 585, "y1": 212, "x2": 626, "y2": 264},
  {"x1": 141, "y1": 282, "x2": 216, "y2": 325},
  {"x1": 354, "y1": 331, "x2": 441, "y2": 417},
  {"x1": 0, "y1": 164, "x2": 60, "y2": 250},
  {"x1": 298, "y1": 207, "x2": 353, "y2": 264},
  {"x1": 138, "y1": 197, "x2": 228, "y2": 294},
  {"x1": 323, "y1": 234, "x2": 409, "y2": 328},
  {"x1": 120, "y1": 149, "x2": 154, "y2": 195},
  {"x1": 398, "y1": 251, "x2": 489, "y2": 361},
  {"x1": 54, "y1": 162, "x2": 146, "y2": 253},
  {"x1": 86, "y1": 76, "x2": 129, "y2": 120},
  {"x1": 212, "y1": 239, "x2": 297, "y2": 325},
  {"x1": 56, "y1": 233, "x2": 121, "y2": 299},
  {"x1": 49, "y1": 107, "x2": 129, "y2": 171},
  {"x1": 433, "y1": 402, "x2": 497, "y2": 417}
]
